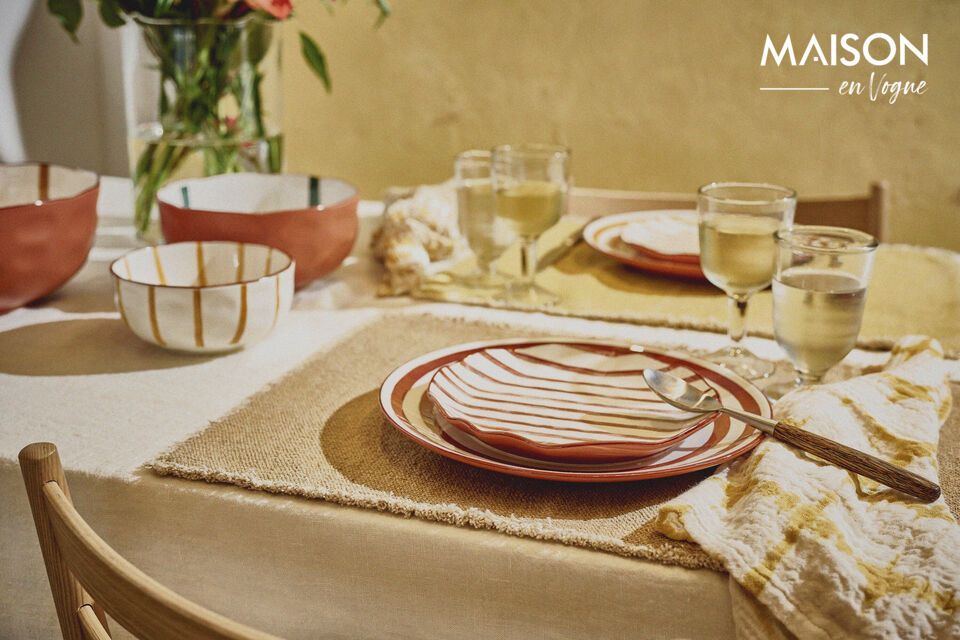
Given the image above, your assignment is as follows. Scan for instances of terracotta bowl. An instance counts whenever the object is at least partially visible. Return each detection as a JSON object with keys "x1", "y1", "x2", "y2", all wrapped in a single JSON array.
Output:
[
  {"x1": 158, "y1": 174, "x2": 359, "y2": 289},
  {"x1": 111, "y1": 241, "x2": 295, "y2": 353},
  {"x1": 0, "y1": 163, "x2": 99, "y2": 312}
]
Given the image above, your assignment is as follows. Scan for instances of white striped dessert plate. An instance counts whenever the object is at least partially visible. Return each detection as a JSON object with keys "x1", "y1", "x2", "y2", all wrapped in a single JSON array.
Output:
[
  {"x1": 583, "y1": 211, "x2": 706, "y2": 280},
  {"x1": 427, "y1": 343, "x2": 719, "y2": 463},
  {"x1": 380, "y1": 339, "x2": 770, "y2": 482}
]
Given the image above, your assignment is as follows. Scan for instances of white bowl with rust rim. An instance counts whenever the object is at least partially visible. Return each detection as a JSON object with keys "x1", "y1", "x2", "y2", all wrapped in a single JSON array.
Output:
[{"x1": 110, "y1": 241, "x2": 295, "y2": 353}]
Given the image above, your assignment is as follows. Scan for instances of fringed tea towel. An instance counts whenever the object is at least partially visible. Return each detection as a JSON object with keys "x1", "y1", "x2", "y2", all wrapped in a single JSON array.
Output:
[{"x1": 656, "y1": 336, "x2": 958, "y2": 639}]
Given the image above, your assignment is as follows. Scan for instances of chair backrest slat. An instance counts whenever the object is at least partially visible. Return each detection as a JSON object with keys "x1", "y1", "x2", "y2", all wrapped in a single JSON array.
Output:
[
  {"x1": 20, "y1": 442, "x2": 280, "y2": 640},
  {"x1": 568, "y1": 182, "x2": 889, "y2": 240},
  {"x1": 79, "y1": 605, "x2": 111, "y2": 640}
]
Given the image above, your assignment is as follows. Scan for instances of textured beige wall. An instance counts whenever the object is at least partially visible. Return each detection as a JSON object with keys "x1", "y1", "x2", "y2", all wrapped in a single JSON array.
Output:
[{"x1": 284, "y1": 0, "x2": 960, "y2": 249}]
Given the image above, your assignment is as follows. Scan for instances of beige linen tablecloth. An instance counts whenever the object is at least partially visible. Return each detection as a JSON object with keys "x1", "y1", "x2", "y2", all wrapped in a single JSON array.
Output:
[
  {"x1": 2, "y1": 178, "x2": 957, "y2": 639},
  {"x1": 0, "y1": 308, "x2": 743, "y2": 639},
  {"x1": 1, "y1": 178, "x2": 745, "y2": 640}
]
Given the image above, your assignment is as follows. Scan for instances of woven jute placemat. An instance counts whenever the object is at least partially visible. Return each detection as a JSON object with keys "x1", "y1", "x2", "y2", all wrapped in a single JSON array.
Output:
[
  {"x1": 413, "y1": 219, "x2": 960, "y2": 358},
  {"x1": 150, "y1": 313, "x2": 960, "y2": 571}
]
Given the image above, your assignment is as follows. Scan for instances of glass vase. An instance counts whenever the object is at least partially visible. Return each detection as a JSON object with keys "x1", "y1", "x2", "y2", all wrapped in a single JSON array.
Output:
[{"x1": 125, "y1": 15, "x2": 284, "y2": 242}]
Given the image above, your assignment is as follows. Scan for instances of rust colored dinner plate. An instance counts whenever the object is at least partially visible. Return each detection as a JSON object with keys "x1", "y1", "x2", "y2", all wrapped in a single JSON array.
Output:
[
  {"x1": 379, "y1": 339, "x2": 770, "y2": 483},
  {"x1": 582, "y1": 211, "x2": 707, "y2": 281},
  {"x1": 426, "y1": 343, "x2": 720, "y2": 464}
]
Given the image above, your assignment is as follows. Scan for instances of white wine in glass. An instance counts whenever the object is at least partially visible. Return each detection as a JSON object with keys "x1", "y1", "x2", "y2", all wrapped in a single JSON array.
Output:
[
  {"x1": 697, "y1": 182, "x2": 796, "y2": 380},
  {"x1": 491, "y1": 144, "x2": 570, "y2": 306},
  {"x1": 495, "y1": 180, "x2": 563, "y2": 237},
  {"x1": 699, "y1": 215, "x2": 781, "y2": 295},
  {"x1": 773, "y1": 269, "x2": 867, "y2": 378}
]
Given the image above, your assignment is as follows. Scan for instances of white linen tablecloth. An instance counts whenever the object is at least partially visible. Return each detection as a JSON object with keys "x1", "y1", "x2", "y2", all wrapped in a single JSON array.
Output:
[{"x1": 1, "y1": 177, "x2": 925, "y2": 640}]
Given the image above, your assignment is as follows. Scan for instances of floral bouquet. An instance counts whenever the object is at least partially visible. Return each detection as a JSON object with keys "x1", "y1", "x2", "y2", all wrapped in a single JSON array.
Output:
[{"x1": 47, "y1": 0, "x2": 389, "y2": 236}]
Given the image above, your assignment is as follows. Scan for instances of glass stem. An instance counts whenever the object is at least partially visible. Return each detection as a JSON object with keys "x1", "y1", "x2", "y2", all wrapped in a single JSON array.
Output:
[
  {"x1": 796, "y1": 371, "x2": 823, "y2": 387},
  {"x1": 520, "y1": 238, "x2": 538, "y2": 286},
  {"x1": 727, "y1": 295, "x2": 749, "y2": 344}
]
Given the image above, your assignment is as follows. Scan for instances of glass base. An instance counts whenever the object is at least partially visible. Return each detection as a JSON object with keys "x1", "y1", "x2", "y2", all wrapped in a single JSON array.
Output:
[
  {"x1": 703, "y1": 344, "x2": 775, "y2": 381},
  {"x1": 508, "y1": 281, "x2": 560, "y2": 307},
  {"x1": 454, "y1": 268, "x2": 509, "y2": 290},
  {"x1": 763, "y1": 372, "x2": 823, "y2": 400}
]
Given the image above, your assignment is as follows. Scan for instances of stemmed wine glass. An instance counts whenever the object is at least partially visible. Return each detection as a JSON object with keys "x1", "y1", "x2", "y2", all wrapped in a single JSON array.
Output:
[
  {"x1": 491, "y1": 144, "x2": 570, "y2": 306},
  {"x1": 767, "y1": 225, "x2": 878, "y2": 398},
  {"x1": 697, "y1": 182, "x2": 796, "y2": 380}
]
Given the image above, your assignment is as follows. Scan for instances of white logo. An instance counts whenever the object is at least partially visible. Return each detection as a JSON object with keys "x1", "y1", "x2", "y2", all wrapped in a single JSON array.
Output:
[
  {"x1": 761, "y1": 34, "x2": 928, "y2": 67},
  {"x1": 759, "y1": 33, "x2": 928, "y2": 103}
]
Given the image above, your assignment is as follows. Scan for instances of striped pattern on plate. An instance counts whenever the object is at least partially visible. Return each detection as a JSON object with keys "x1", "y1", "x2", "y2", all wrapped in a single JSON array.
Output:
[
  {"x1": 379, "y1": 339, "x2": 770, "y2": 483},
  {"x1": 582, "y1": 212, "x2": 706, "y2": 280},
  {"x1": 427, "y1": 344, "x2": 719, "y2": 463}
]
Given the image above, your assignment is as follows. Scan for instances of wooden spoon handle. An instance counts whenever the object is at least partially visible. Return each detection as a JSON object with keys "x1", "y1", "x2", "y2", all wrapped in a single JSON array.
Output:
[{"x1": 772, "y1": 422, "x2": 941, "y2": 503}]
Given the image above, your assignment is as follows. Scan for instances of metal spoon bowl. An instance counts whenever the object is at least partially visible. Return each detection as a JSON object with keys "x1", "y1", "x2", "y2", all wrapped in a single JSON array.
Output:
[{"x1": 642, "y1": 368, "x2": 941, "y2": 503}]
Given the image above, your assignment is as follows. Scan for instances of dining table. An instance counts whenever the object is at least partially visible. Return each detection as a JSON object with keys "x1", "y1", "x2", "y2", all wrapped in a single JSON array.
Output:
[{"x1": 2, "y1": 177, "x2": 957, "y2": 640}]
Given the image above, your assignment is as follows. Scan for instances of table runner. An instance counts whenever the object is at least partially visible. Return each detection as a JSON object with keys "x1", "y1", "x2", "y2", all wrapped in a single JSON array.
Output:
[
  {"x1": 150, "y1": 311, "x2": 960, "y2": 574},
  {"x1": 413, "y1": 219, "x2": 960, "y2": 357}
]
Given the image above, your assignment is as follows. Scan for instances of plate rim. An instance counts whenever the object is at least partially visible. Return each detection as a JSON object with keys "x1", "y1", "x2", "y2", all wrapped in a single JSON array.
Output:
[{"x1": 379, "y1": 338, "x2": 770, "y2": 483}]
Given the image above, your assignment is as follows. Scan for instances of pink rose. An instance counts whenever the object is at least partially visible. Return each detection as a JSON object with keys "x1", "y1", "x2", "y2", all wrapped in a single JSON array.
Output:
[{"x1": 244, "y1": 0, "x2": 293, "y2": 20}]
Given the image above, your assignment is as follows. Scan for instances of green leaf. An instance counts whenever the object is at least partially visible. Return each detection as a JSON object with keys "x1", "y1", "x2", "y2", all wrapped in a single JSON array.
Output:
[
  {"x1": 47, "y1": 0, "x2": 83, "y2": 41},
  {"x1": 154, "y1": 0, "x2": 175, "y2": 18},
  {"x1": 300, "y1": 32, "x2": 331, "y2": 93},
  {"x1": 98, "y1": 0, "x2": 126, "y2": 27},
  {"x1": 373, "y1": 0, "x2": 391, "y2": 27}
]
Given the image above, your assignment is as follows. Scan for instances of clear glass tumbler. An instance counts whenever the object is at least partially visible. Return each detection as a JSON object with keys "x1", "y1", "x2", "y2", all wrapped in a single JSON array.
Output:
[
  {"x1": 698, "y1": 182, "x2": 796, "y2": 379},
  {"x1": 767, "y1": 225, "x2": 878, "y2": 398},
  {"x1": 454, "y1": 150, "x2": 516, "y2": 289},
  {"x1": 491, "y1": 144, "x2": 570, "y2": 306}
]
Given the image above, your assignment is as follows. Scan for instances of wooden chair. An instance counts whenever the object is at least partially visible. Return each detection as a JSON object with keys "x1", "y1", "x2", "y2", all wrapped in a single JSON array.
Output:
[
  {"x1": 569, "y1": 182, "x2": 889, "y2": 240},
  {"x1": 19, "y1": 442, "x2": 281, "y2": 640}
]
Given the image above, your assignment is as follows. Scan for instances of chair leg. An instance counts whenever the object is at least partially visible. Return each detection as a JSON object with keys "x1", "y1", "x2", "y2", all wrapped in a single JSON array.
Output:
[{"x1": 19, "y1": 443, "x2": 108, "y2": 639}]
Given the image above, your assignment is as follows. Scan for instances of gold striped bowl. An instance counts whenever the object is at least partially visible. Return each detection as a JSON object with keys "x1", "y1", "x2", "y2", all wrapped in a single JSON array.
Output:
[{"x1": 110, "y1": 241, "x2": 295, "y2": 353}]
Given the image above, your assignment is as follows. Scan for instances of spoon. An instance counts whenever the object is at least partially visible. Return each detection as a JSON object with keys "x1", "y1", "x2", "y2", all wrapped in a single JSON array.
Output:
[{"x1": 642, "y1": 368, "x2": 941, "y2": 503}]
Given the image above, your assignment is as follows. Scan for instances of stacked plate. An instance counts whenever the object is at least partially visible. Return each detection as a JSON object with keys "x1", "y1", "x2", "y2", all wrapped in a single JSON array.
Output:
[
  {"x1": 582, "y1": 210, "x2": 706, "y2": 280},
  {"x1": 380, "y1": 339, "x2": 771, "y2": 482}
]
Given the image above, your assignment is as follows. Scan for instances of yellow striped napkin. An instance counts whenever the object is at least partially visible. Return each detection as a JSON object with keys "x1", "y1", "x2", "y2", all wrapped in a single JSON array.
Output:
[{"x1": 657, "y1": 337, "x2": 958, "y2": 639}]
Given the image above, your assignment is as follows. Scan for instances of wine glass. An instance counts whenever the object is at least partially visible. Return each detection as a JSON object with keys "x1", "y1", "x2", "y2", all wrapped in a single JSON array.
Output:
[
  {"x1": 697, "y1": 182, "x2": 796, "y2": 380},
  {"x1": 454, "y1": 150, "x2": 516, "y2": 289},
  {"x1": 767, "y1": 225, "x2": 878, "y2": 398},
  {"x1": 491, "y1": 144, "x2": 570, "y2": 306}
]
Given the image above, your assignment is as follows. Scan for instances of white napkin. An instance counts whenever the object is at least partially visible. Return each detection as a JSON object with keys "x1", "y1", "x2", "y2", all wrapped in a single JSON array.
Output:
[
  {"x1": 656, "y1": 336, "x2": 958, "y2": 639},
  {"x1": 619, "y1": 210, "x2": 699, "y2": 256}
]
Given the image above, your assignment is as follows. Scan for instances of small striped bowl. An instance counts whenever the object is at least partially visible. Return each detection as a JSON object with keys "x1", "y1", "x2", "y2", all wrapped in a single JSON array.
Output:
[{"x1": 110, "y1": 241, "x2": 294, "y2": 353}]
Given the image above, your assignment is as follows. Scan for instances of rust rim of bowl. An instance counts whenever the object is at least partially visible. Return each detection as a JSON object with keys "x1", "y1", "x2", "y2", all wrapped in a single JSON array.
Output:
[
  {"x1": 110, "y1": 241, "x2": 295, "y2": 290},
  {"x1": 156, "y1": 174, "x2": 360, "y2": 216},
  {"x1": 0, "y1": 162, "x2": 100, "y2": 213}
]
